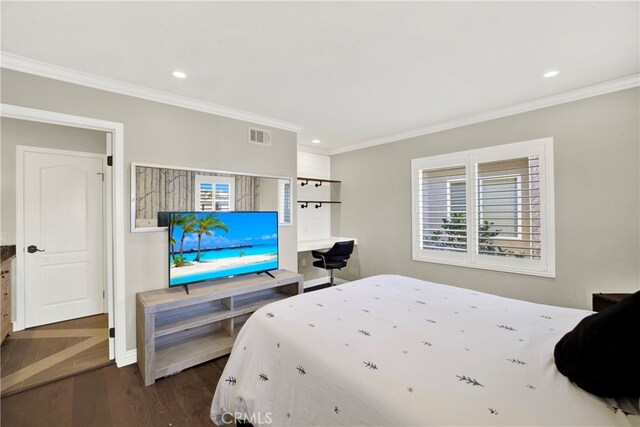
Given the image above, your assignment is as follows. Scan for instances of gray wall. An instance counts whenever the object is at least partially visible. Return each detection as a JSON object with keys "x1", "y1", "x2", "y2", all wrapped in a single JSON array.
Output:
[
  {"x1": 332, "y1": 88, "x2": 639, "y2": 310},
  {"x1": 0, "y1": 69, "x2": 298, "y2": 352},
  {"x1": 1, "y1": 118, "x2": 107, "y2": 244}
]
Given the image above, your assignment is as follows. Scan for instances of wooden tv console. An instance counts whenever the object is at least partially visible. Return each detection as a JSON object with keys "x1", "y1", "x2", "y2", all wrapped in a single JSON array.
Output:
[{"x1": 136, "y1": 269, "x2": 303, "y2": 386}]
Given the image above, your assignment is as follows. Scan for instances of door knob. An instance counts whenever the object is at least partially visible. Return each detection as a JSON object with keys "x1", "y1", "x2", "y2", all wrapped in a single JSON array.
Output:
[{"x1": 27, "y1": 245, "x2": 45, "y2": 254}]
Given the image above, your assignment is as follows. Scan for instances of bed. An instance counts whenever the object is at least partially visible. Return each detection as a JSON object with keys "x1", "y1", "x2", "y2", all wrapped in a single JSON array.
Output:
[{"x1": 210, "y1": 275, "x2": 639, "y2": 426}]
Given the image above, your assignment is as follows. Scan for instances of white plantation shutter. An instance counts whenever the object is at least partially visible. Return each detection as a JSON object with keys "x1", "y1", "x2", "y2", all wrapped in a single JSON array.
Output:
[
  {"x1": 476, "y1": 157, "x2": 541, "y2": 259},
  {"x1": 197, "y1": 181, "x2": 214, "y2": 211},
  {"x1": 412, "y1": 138, "x2": 555, "y2": 277},
  {"x1": 195, "y1": 175, "x2": 235, "y2": 212},
  {"x1": 214, "y1": 183, "x2": 231, "y2": 211},
  {"x1": 419, "y1": 166, "x2": 468, "y2": 254},
  {"x1": 278, "y1": 179, "x2": 291, "y2": 224}
]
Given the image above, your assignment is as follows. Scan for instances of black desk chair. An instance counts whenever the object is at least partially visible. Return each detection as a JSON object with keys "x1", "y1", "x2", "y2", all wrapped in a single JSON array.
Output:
[{"x1": 311, "y1": 240, "x2": 355, "y2": 286}]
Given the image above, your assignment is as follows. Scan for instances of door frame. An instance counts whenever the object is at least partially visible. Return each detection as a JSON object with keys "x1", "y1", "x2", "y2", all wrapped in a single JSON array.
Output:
[
  {"x1": 2, "y1": 103, "x2": 127, "y2": 366},
  {"x1": 18, "y1": 146, "x2": 107, "y2": 327}
]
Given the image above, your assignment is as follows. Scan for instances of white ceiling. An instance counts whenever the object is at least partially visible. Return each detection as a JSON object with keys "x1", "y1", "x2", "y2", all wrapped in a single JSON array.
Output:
[{"x1": 1, "y1": 2, "x2": 638, "y2": 154}]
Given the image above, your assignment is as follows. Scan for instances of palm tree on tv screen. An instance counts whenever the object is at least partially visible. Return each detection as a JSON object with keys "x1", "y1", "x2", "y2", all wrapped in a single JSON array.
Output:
[
  {"x1": 194, "y1": 214, "x2": 229, "y2": 262},
  {"x1": 168, "y1": 213, "x2": 183, "y2": 262},
  {"x1": 176, "y1": 214, "x2": 198, "y2": 266}
]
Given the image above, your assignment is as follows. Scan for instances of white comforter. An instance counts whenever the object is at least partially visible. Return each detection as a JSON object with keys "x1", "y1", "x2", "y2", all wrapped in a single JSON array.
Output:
[{"x1": 211, "y1": 275, "x2": 639, "y2": 426}]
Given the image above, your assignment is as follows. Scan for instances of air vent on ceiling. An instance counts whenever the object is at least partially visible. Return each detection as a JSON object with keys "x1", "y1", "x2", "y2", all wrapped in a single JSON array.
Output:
[{"x1": 248, "y1": 127, "x2": 271, "y2": 146}]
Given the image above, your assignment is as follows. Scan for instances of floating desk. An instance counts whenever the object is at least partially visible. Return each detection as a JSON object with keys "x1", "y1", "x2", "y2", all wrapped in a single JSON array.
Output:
[{"x1": 297, "y1": 237, "x2": 358, "y2": 253}]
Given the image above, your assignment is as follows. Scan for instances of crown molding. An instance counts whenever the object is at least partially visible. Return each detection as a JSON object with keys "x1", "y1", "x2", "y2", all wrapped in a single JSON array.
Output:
[
  {"x1": 296, "y1": 144, "x2": 330, "y2": 156},
  {"x1": 0, "y1": 52, "x2": 303, "y2": 133},
  {"x1": 329, "y1": 74, "x2": 640, "y2": 155}
]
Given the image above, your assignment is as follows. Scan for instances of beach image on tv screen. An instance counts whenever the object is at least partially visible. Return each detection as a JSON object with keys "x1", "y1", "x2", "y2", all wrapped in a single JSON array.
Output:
[{"x1": 169, "y1": 211, "x2": 278, "y2": 286}]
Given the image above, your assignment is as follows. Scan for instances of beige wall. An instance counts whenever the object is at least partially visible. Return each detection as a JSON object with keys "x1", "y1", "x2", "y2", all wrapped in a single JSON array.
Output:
[
  {"x1": 331, "y1": 88, "x2": 640, "y2": 310},
  {"x1": 1, "y1": 118, "x2": 107, "y2": 244},
  {"x1": 0, "y1": 69, "x2": 298, "y2": 352}
]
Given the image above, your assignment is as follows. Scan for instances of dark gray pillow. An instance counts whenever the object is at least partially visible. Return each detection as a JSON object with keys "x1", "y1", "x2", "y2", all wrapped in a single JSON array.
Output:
[{"x1": 554, "y1": 291, "x2": 640, "y2": 399}]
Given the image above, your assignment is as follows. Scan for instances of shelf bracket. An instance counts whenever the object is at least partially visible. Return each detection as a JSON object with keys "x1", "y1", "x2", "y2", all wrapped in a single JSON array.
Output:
[
  {"x1": 300, "y1": 179, "x2": 309, "y2": 187},
  {"x1": 314, "y1": 202, "x2": 323, "y2": 209},
  {"x1": 314, "y1": 181, "x2": 323, "y2": 187},
  {"x1": 300, "y1": 202, "x2": 309, "y2": 209}
]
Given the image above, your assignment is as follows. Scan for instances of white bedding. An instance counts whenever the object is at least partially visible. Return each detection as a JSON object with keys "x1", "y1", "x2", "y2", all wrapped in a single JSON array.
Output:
[{"x1": 211, "y1": 275, "x2": 639, "y2": 426}]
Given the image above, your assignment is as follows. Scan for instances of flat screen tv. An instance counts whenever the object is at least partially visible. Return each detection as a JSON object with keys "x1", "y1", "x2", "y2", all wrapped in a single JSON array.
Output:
[{"x1": 168, "y1": 211, "x2": 278, "y2": 287}]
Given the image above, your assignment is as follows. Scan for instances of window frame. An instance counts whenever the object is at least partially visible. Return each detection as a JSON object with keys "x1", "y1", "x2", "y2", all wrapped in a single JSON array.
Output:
[
  {"x1": 411, "y1": 137, "x2": 555, "y2": 278},
  {"x1": 195, "y1": 175, "x2": 235, "y2": 212}
]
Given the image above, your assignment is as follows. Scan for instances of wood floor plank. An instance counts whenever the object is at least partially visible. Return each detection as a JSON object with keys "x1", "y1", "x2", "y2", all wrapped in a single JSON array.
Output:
[
  {"x1": 38, "y1": 314, "x2": 108, "y2": 331},
  {"x1": 71, "y1": 368, "x2": 113, "y2": 427},
  {"x1": 154, "y1": 370, "x2": 198, "y2": 426},
  {"x1": 170, "y1": 367, "x2": 216, "y2": 426},
  {"x1": 104, "y1": 364, "x2": 153, "y2": 426},
  {"x1": 194, "y1": 357, "x2": 225, "y2": 391},
  {"x1": 2, "y1": 356, "x2": 229, "y2": 427},
  {"x1": 136, "y1": 372, "x2": 180, "y2": 427},
  {"x1": 213, "y1": 356, "x2": 229, "y2": 372},
  {"x1": 1, "y1": 373, "x2": 74, "y2": 427}
]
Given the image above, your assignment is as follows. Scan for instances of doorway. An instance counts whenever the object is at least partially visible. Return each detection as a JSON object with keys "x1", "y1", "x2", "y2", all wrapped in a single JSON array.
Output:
[
  {"x1": 1, "y1": 134, "x2": 113, "y2": 394},
  {"x1": 0, "y1": 104, "x2": 127, "y2": 368}
]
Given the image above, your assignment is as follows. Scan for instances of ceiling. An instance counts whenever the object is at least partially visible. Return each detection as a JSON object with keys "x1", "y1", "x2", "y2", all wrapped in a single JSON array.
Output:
[{"x1": 1, "y1": 2, "x2": 638, "y2": 154}]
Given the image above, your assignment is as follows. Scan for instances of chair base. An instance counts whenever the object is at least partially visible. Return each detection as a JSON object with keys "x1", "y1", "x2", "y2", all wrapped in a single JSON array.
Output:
[{"x1": 329, "y1": 269, "x2": 336, "y2": 286}]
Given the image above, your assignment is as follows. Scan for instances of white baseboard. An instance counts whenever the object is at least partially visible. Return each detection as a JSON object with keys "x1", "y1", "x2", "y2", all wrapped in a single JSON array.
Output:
[{"x1": 117, "y1": 349, "x2": 138, "y2": 367}]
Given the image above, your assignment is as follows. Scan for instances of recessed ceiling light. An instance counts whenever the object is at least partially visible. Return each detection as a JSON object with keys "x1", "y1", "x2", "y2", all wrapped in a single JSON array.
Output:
[
  {"x1": 311, "y1": 139, "x2": 321, "y2": 144},
  {"x1": 172, "y1": 70, "x2": 187, "y2": 79},
  {"x1": 543, "y1": 70, "x2": 559, "y2": 78}
]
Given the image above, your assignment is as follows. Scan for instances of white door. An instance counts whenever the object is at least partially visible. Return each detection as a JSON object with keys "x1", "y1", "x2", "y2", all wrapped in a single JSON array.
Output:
[{"x1": 23, "y1": 149, "x2": 105, "y2": 328}]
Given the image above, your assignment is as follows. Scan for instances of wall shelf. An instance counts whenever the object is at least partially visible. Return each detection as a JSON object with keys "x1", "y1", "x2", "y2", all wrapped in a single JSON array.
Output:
[
  {"x1": 298, "y1": 200, "x2": 341, "y2": 209},
  {"x1": 297, "y1": 177, "x2": 341, "y2": 187},
  {"x1": 297, "y1": 177, "x2": 342, "y2": 208}
]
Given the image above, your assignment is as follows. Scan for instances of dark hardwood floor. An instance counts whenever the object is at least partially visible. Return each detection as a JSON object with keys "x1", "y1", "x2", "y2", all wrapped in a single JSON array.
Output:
[{"x1": 1, "y1": 355, "x2": 229, "y2": 427}]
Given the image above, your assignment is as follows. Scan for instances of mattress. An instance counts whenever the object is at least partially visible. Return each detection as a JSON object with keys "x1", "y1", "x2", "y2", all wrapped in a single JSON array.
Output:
[{"x1": 211, "y1": 274, "x2": 639, "y2": 426}]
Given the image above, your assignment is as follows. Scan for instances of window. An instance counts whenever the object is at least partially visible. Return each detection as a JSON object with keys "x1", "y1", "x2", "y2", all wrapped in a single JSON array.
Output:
[
  {"x1": 195, "y1": 175, "x2": 235, "y2": 212},
  {"x1": 411, "y1": 138, "x2": 554, "y2": 277}
]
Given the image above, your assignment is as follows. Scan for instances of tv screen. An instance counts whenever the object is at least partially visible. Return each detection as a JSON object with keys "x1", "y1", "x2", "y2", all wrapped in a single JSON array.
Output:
[{"x1": 168, "y1": 211, "x2": 278, "y2": 287}]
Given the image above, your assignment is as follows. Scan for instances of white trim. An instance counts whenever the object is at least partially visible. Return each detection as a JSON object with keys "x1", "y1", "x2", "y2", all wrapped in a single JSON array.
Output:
[
  {"x1": 130, "y1": 161, "x2": 294, "y2": 232},
  {"x1": 2, "y1": 103, "x2": 130, "y2": 367},
  {"x1": 1, "y1": 52, "x2": 302, "y2": 134},
  {"x1": 331, "y1": 74, "x2": 640, "y2": 155},
  {"x1": 15, "y1": 148, "x2": 25, "y2": 330},
  {"x1": 123, "y1": 349, "x2": 138, "y2": 366},
  {"x1": 131, "y1": 161, "x2": 293, "y2": 181},
  {"x1": 105, "y1": 133, "x2": 115, "y2": 360},
  {"x1": 411, "y1": 137, "x2": 555, "y2": 278}
]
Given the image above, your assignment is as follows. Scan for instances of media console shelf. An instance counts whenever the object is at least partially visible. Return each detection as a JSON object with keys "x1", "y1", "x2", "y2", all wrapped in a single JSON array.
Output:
[{"x1": 136, "y1": 269, "x2": 303, "y2": 385}]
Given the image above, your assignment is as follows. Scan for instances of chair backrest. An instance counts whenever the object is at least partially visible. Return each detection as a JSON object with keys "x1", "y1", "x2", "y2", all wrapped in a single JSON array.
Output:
[{"x1": 324, "y1": 240, "x2": 355, "y2": 262}]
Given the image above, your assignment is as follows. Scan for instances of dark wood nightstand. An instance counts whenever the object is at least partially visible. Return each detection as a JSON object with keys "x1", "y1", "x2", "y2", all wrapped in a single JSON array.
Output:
[{"x1": 592, "y1": 293, "x2": 632, "y2": 312}]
